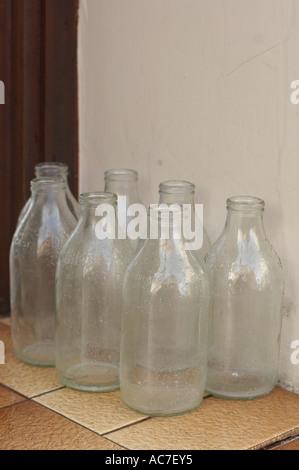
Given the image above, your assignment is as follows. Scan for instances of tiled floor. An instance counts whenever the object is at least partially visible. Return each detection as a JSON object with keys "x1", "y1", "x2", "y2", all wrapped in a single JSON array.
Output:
[{"x1": 1, "y1": 317, "x2": 299, "y2": 450}]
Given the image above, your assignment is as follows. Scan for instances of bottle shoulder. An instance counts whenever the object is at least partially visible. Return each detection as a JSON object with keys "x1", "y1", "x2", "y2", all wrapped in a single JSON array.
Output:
[
  {"x1": 205, "y1": 234, "x2": 284, "y2": 290},
  {"x1": 125, "y1": 240, "x2": 209, "y2": 286}
]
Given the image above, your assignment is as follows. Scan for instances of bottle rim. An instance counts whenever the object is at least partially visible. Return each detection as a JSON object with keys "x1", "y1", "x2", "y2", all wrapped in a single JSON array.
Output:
[
  {"x1": 159, "y1": 180, "x2": 195, "y2": 194},
  {"x1": 227, "y1": 196, "x2": 265, "y2": 212},
  {"x1": 35, "y1": 162, "x2": 68, "y2": 176},
  {"x1": 104, "y1": 168, "x2": 138, "y2": 181},
  {"x1": 80, "y1": 191, "x2": 117, "y2": 206},
  {"x1": 30, "y1": 176, "x2": 66, "y2": 191}
]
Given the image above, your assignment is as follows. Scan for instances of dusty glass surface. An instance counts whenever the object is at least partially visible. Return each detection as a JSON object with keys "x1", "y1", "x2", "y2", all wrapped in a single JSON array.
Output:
[{"x1": 205, "y1": 196, "x2": 284, "y2": 400}]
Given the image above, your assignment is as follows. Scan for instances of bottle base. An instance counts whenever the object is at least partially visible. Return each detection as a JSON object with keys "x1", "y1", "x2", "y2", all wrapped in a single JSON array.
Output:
[
  {"x1": 122, "y1": 400, "x2": 203, "y2": 417},
  {"x1": 16, "y1": 341, "x2": 55, "y2": 367},
  {"x1": 206, "y1": 370, "x2": 274, "y2": 401},
  {"x1": 121, "y1": 383, "x2": 204, "y2": 417},
  {"x1": 57, "y1": 362, "x2": 119, "y2": 393}
]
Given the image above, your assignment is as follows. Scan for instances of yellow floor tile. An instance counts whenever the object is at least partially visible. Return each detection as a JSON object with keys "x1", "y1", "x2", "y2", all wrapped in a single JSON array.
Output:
[
  {"x1": 0, "y1": 323, "x2": 62, "y2": 397},
  {"x1": 34, "y1": 387, "x2": 147, "y2": 435},
  {"x1": 0, "y1": 400, "x2": 125, "y2": 450},
  {"x1": 106, "y1": 388, "x2": 299, "y2": 450},
  {"x1": 0, "y1": 384, "x2": 27, "y2": 409}
]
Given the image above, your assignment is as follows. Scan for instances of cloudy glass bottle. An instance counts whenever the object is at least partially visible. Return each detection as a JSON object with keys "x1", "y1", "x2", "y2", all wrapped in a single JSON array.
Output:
[
  {"x1": 17, "y1": 162, "x2": 80, "y2": 225},
  {"x1": 10, "y1": 177, "x2": 77, "y2": 366},
  {"x1": 55, "y1": 192, "x2": 133, "y2": 392},
  {"x1": 205, "y1": 196, "x2": 284, "y2": 400},
  {"x1": 120, "y1": 205, "x2": 210, "y2": 416},
  {"x1": 159, "y1": 180, "x2": 211, "y2": 265}
]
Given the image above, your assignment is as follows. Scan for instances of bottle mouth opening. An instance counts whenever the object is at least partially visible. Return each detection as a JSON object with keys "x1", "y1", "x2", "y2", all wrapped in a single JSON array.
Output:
[
  {"x1": 159, "y1": 180, "x2": 195, "y2": 194},
  {"x1": 104, "y1": 169, "x2": 138, "y2": 181},
  {"x1": 227, "y1": 196, "x2": 265, "y2": 212},
  {"x1": 35, "y1": 162, "x2": 68, "y2": 176},
  {"x1": 80, "y1": 191, "x2": 117, "y2": 206},
  {"x1": 31, "y1": 177, "x2": 66, "y2": 191}
]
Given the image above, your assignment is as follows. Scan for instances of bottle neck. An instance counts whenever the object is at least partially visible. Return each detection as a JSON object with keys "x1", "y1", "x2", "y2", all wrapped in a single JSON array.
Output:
[
  {"x1": 224, "y1": 196, "x2": 266, "y2": 237},
  {"x1": 224, "y1": 210, "x2": 265, "y2": 237},
  {"x1": 31, "y1": 178, "x2": 68, "y2": 207},
  {"x1": 147, "y1": 206, "x2": 188, "y2": 252},
  {"x1": 104, "y1": 169, "x2": 141, "y2": 205},
  {"x1": 35, "y1": 163, "x2": 68, "y2": 179},
  {"x1": 159, "y1": 181, "x2": 196, "y2": 206},
  {"x1": 77, "y1": 192, "x2": 117, "y2": 232},
  {"x1": 105, "y1": 179, "x2": 140, "y2": 200}
]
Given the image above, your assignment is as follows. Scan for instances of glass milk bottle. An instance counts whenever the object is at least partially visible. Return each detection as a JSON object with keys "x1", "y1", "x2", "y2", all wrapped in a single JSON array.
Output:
[
  {"x1": 205, "y1": 196, "x2": 284, "y2": 400},
  {"x1": 120, "y1": 205, "x2": 210, "y2": 416},
  {"x1": 104, "y1": 169, "x2": 143, "y2": 250},
  {"x1": 10, "y1": 177, "x2": 77, "y2": 366},
  {"x1": 55, "y1": 192, "x2": 133, "y2": 392},
  {"x1": 17, "y1": 162, "x2": 80, "y2": 225},
  {"x1": 159, "y1": 180, "x2": 211, "y2": 265}
]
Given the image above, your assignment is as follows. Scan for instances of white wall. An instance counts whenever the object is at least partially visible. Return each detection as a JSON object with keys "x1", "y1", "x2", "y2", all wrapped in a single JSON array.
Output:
[{"x1": 79, "y1": 0, "x2": 299, "y2": 392}]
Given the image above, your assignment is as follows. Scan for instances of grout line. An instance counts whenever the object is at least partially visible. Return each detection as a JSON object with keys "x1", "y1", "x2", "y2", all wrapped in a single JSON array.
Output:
[
  {"x1": 30, "y1": 386, "x2": 66, "y2": 399},
  {"x1": 0, "y1": 399, "x2": 29, "y2": 412},
  {"x1": 99, "y1": 434, "x2": 130, "y2": 451},
  {"x1": 0, "y1": 381, "x2": 28, "y2": 400},
  {"x1": 262, "y1": 433, "x2": 299, "y2": 450},
  {"x1": 103, "y1": 417, "x2": 152, "y2": 437},
  {"x1": 29, "y1": 398, "x2": 132, "y2": 448}
]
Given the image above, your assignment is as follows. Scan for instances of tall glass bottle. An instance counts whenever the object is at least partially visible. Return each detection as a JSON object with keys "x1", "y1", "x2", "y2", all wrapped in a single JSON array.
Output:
[
  {"x1": 104, "y1": 169, "x2": 143, "y2": 250},
  {"x1": 159, "y1": 180, "x2": 211, "y2": 265},
  {"x1": 10, "y1": 177, "x2": 77, "y2": 366},
  {"x1": 55, "y1": 192, "x2": 133, "y2": 392},
  {"x1": 120, "y1": 205, "x2": 210, "y2": 416},
  {"x1": 205, "y1": 196, "x2": 284, "y2": 400},
  {"x1": 17, "y1": 162, "x2": 80, "y2": 225}
]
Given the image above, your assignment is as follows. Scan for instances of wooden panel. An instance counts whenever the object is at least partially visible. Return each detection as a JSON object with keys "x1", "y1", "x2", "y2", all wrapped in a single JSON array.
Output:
[
  {"x1": 0, "y1": 0, "x2": 79, "y2": 315},
  {"x1": 0, "y1": 0, "x2": 12, "y2": 314},
  {"x1": 43, "y1": 0, "x2": 79, "y2": 196},
  {"x1": 10, "y1": 0, "x2": 44, "y2": 223}
]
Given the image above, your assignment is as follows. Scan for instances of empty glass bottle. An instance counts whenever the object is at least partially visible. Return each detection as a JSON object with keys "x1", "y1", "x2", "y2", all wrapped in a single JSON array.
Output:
[
  {"x1": 159, "y1": 180, "x2": 211, "y2": 265},
  {"x1": 205, "y1": 196, "x2": 284, "y2": 400},
  {"x1": 10, "y1": 177, "x2": 77, "y2": 366},
  {"x1": 120, "y1": 205, "x2": 210, "y2": 416},
  {"x1": 17, "y1": 162, "x2": 80, "y2": 226},
  {"x1": 55, "y1": 192, "x2": 133, "y2": 392},
  {"x1": 104, "y1": 169, "x2": 143, "y2": 250}
]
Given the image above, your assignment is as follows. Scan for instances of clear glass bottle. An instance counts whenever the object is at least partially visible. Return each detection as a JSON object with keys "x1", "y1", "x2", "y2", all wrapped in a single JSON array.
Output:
[
  {"x1": 17, "y1": 162, "x2": 80, "y2": 225},
  {"x1": 10, "y1": 177, "x2": 77, "y2": 366},
  {"x1": 159, "y1": 180, "x2": 211, "y2": 265},
  {"x1": 55, "y1": 192, "x2": 133, "y2": 392},
  {"x1": 104, "y1": 169, "x2": 143, "y2": 250},
  {"x1": 120, "y1": 205, "x2": 210, "y2": 416},
  {"x1": 205, "y1": 196, "x2": 284, "y2": 400}
]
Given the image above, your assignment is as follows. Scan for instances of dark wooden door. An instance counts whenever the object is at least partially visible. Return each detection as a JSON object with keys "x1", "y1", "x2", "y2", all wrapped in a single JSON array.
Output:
[{"x1": 0, "y1": 0, "x2": 79, "y2": 315}]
